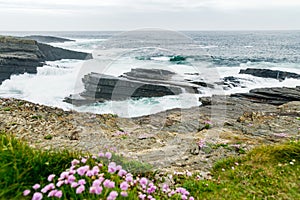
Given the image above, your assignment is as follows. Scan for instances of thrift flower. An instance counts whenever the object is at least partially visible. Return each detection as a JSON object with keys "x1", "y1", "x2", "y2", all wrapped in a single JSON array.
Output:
[
  {"x1": 105, "y1": 152, "x2": 112, "y2": 159},
  {"x1": 67, "y1": 175, "x2": 76, "y2": 183},
  {"x1": 54, "y1": 190, "x2": 63, "y2": 198},
  {"x1": 71, "y1": 159, "x2": 80, "y2": 166},
  {"x1": 107, "y1": 191, "x2": 118, "y2": 200},
  {"x1": 81, "y1": 157, "x2": 87, "y2": 163},
  {"x1": 139, "y1": 193, "x2": 146, "y2": 200},
  {"x1": 48, "y1": 190, "x2": 57, "y2": 197},
  {"x1": 76, "y1": 185, "x2": 85, "y2": 194},
  {"x1": 71, "y1": 182, "x2": 78, "y2": 188},
  {"x1": 32, "y1": 192, "x2": 43, "y2": 200},
  {"x1": 47, "y1": 174, "x2": 55, "y2": 182},
  {"x1": 23, "y1": 190, "x2": 30, "y2": 196},
  {"x1": 77, "y1": 166, "x2": 89, "y2": 176},
  {"x1": 198, "y1": 139, "x2": 206, "y2": 149},
  {"x1": 139, "y1": 177, "x2": 148, "y2": 186},
  {"x1": 103, "y1": 179, "x2": 115, "y2": 188},
  {"x1": 126, "y1": 175, "x2": 133, "y2": 183},
  {"x1": 98, "y1": 152, "x2": 104, "y2": 157},
  {"x1": 32, "y1": 184, "x2": 40, "y2": 190},
  {"x1": 56, "y1": 181, "x2": 64, "y2": 187},
  {"x1": 60, "y1": 171, "x2": 69, "y2": 179},
  {"x1": 118, "y1": 169, "x2": 127, "y2": 177},
  {"x1": 121, "y1": 191, "x2": 128, "y2": 197},
  {"x1": 120, "y1": 181, "x2": 129, "y2": 190},
  {"x1": 78, "y1": 179, "x2": 86, "y2": 185}
]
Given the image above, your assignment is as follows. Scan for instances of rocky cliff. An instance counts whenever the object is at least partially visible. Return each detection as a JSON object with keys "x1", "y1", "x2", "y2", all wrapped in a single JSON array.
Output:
[{"x1": 0, "y1": 36, "x2": 92, "y2": 84}]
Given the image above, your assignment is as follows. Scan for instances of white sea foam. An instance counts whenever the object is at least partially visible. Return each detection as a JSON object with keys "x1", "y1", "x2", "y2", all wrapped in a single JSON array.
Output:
[{"x1": 1, "y1": 34, "x2": 300, "y2": 117}]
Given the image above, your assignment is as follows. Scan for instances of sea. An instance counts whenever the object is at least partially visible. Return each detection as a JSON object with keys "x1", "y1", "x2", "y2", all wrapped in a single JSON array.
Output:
[{"x1": 0, "y1": 30, "x2": 300, "y2": 117}]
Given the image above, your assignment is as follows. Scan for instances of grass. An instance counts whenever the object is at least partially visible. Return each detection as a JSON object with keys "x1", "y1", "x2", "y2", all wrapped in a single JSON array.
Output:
[
  {"x1": 179, "y1": 140, "x2": 300, "y2": 199},
  {"x1": 0, "y1": 130, "x2": 299, "y2": 199},
  {"x1": 0, "y1": 131, "x2": 80, "y2": 199}
]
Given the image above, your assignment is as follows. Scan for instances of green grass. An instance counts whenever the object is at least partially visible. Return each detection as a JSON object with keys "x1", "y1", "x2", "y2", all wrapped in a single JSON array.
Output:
[
  {"x1": 179, "y1": 140, "x2": 300, "y2": 199},
  {"x1": 1, "y1": 130, "x2": 299, "y2": 200},
  {"x1": 0, "y1": 131, "x2": 80, "y2": 199},
  {"x1": 0, "y1": 131, "x2": 153, "y2": 199}
]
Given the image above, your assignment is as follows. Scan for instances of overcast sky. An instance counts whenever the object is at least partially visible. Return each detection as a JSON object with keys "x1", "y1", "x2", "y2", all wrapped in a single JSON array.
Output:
[{"x1": 0, "y1": 0, "x2": 299, "y2": 31}]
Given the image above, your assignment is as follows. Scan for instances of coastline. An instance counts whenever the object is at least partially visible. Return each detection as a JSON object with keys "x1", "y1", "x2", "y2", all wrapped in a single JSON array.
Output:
[{"x1": 1, "y1": 95, "x2": 299, "y2": 174}]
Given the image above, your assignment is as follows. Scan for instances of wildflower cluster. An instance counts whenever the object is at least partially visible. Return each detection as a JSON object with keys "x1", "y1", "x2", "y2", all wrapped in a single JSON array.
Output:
[
  {"x1": 112, "y1": 131, "x2": 130, "y2": 137},
  {"x1": 204, "y1": 120, "x2": 212, "y2": 129},
  {"x1": 23, "y1": 151, "x2": 194, "y2": 200}
]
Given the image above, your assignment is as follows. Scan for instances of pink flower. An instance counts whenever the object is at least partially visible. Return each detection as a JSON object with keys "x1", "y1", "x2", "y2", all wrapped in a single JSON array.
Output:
[
  {"x1": 103, "y1": 179, "x2": 115, "y2": 188},
  {"x1": 105, "y1": 152, "x2": 112, "y2": 159},
  {"x1": 186, "y1": 171, "x2": 192, "y2": 177},
  {"x1": 121, "y1": 191, "x2": 128, "y2": 197},
  {"x1": 92, "y1": 179, "x2": 102, "y2": 187},
  {"x1": 162, "y1": 184, "x2": 169, "y2": 193},
  {"x1": 32, "y1": 184, "x2": 40, "y2": 190},
  {"x1": 197, "y1": 139, "x2": 206, "y2": 149},
  {"x1": 120, "y1": 181, "x2": 129, "y2": 190},
  {"x1": 139, "y1": 177, "x2": 148, "y2": 186},
  {"x1": 147, "y1": 195, "x2": 154, "y2": 200},
  {"x1": 107, "y1": 191, "x2": 118, "y2": 200},
  {"x1": 71, "y1": 182, "x2": 78, "y2": 188},
  {"x1": 56, "y1": 181, "x2": 64, "y2": 187},
  {"x1": 125, "y1": 174, "x2": 133, "y2": 183},
  {"x1": 181, "y1": 195, "x2": 188, "y2": 200},
  {"x1": 189, "y1": 197, "x2": 195, "y2": 200},
  {"x1": 116, "y1": 165, "x2": 122, "y2": 171},
  {"x1": 81, "y1": 158, "x2": 87, "y2": 163},
  {"x1": 32, "y1": 192, "x2": 43, "y2": 200},
  {"x1": 47, "y1": 174, "x2": 56, "y2": 182},
  {"x1": 89, "y1": 186, "x2": 97, "y2": 194},
  {"x1": 176, "y1": 187, "x2": 190, "y2": 196},
  {"x1": 98, "y1": 152, "x2": 104, "y2": 157},
  {"x1": 71, "y1": 159, "x2": 80, "y2": 166},
  {"x1": 78, "y1": 179, "x2": 86, "y2": 185},
  {"x1": 118, "y1": 169, "x2": 127, "y2": 177},
  {"x1": 89, "y1": 185, "x2": 103, "y2": 195},
  {"x1": 23, "y1": 189, "x2": 30, "y2": 196},
  {"x1": 108, "y1": 162, "x2": 117, "y2": 173},
  {"x1": 92, "y1": 166, "x2": 100, "y2": 175},
  {"x1": 67, "y1": 175, "x2": 76, "y2": 183},
  {"x1": 47, "y1": 190, "x2": 57, "y2": 197},
  {"x1": 76, "y1": 185, "x2": 85, "y2": 194},
  {"x1": 86, "y1": 170, "x2": 94, "y2": 177},
  {"x1": 147, "y1": 184, "x2": 156, "y2": 194},
  {"x1": 77, "y1": 166, "x2": 89, "y2": 176},
  {"x1": 41, "y1": 183, "x2": 55, "y2": 193},
  {"x1": 54, "y1": 190, "x2": 62, "y2": 198},
  {"x1": 139, "y1": 193, "x2": 146, "y2": 200},
  {"x1": 59, "y1": 172, "x2": 69, "y2": 179}
]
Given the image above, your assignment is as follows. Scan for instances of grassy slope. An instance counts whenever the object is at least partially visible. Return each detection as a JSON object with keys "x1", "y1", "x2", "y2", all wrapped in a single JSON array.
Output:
[
  {"x1": 181, "y1": 141, "x2": 300, "y2": 199},
  {"x1": 1, "y1": 131, "x2": 299, "y2": 199}
]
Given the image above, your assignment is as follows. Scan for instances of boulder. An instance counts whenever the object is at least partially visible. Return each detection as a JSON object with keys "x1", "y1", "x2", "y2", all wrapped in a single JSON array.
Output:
[
  {"x1": 239, "y1": 68, "x2": 300, "y2": 80},
  {"x1": 231, "y1": 87, "x2": 300, "y2": 105}
]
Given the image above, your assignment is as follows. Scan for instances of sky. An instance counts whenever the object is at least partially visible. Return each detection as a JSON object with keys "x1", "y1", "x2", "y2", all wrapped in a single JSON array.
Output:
[{"x1": 0, "y1": 0, "x2": 299, "y2": 31}]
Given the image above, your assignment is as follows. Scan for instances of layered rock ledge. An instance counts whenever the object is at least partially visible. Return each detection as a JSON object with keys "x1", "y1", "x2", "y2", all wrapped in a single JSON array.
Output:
[
  {"x1": 239, "y1": 68, "x2": 300, "y2": 80},
  {"x1": 0, "y1": 36, "x2": 92, "y2": 84},
  {"x1": 65, "y1": 68, "x2": 200, "y2": 106}
]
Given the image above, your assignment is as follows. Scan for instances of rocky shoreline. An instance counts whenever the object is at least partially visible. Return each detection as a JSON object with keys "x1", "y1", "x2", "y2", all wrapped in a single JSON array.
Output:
[
  {"x1": 0, "y1": 35, "x2": 92, "y2": 84},
  {"x1": 1, "y1": 93, "x2": 299, "y2": 174}
]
